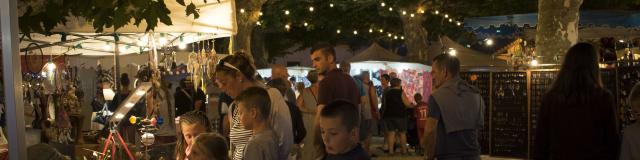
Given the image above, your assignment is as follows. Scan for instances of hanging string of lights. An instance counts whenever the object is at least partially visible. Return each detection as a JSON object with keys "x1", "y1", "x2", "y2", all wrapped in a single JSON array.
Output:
[{"x1": 239, "y1": 0, "x2": 464, "y2": 40}]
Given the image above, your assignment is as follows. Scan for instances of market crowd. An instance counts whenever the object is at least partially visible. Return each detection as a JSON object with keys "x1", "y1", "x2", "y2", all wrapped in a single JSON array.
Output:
[
  {"x1": 71, "y1": 42, "x2": 639, "y2": 160},
  {"x1": 166, "y1": 43, "x2": 639, "y2": 160}
]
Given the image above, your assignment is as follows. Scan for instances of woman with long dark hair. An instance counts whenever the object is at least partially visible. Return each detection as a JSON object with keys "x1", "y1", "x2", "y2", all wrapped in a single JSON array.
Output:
[{"x1": 534, "y1": 43, "x2": 620, "y2": 160}]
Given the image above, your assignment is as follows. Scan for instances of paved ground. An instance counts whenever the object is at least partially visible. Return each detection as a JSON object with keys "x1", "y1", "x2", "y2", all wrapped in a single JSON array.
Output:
[{"x1": 367, "y1": 137, "x2": 523, "y2": 160}]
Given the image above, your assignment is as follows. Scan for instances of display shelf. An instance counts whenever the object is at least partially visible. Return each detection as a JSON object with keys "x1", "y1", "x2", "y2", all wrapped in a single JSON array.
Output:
[{"x1": 490, "y1": 72, "x2": 528, "y2": 158}]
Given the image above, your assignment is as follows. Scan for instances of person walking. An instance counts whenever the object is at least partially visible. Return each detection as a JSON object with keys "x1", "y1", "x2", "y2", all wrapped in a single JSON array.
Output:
[
  {"x1": 381, "y1": 78, "x2": 412, "y2": 155},
  {"x1": 309, "y1": 43, "x2": 360, "y2": 159},
  {"x1": 534, "y1": 43, "x2": 620, "y2": 160},
  {"x1": 423, "y1": 54, "x2": 485, "y2": 160},
  {"x1": 297, "y1": 70, "x2": 321, "y2": 160}
]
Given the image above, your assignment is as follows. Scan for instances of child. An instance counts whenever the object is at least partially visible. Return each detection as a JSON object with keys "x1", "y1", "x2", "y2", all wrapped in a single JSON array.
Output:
[
  {"x1": 319, "y1": 100, "x2": 370, "y2": 160},
  {"x1": 414, "y1": 93, "x2": 428, "y2": 154},
  {"x1": 236, "y1": 87, "x2": 279, "y2": 160},
  {"x1": 175, "y1": 111, "x2": 212, "y2": 160},
  {"x1": 620, "y1": 82, "x2": 640, "y2": 160},
  {"x1": 187, "y1": 133, "x2": 229, "y2": 160}
]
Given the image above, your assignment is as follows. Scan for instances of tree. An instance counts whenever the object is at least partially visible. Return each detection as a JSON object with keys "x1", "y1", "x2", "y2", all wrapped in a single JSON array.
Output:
[
  {"x1": 233, "y1": 0, "x2": 269, "y2": 67},
  {"x1": 535, "y1": 0, "x2": 583, "y2": 64},
  {"x1": 18, "y1": 0, "x2": 203, "y2": 34}
]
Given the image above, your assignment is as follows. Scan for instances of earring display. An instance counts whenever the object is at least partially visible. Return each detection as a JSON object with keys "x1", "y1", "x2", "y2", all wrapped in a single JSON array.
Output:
[
  {"x1": 615, "y1": 64, "x2": 639, "y2": 131},
  {"x1": 490, "y1": 72, "x2": 528, "y2": 158},
  {"x1": 460, "y1": 72, "x2": 491, "y2": 154},
  {"x1": 529, "y1": 71, "x2": 557, "y2": 156}
]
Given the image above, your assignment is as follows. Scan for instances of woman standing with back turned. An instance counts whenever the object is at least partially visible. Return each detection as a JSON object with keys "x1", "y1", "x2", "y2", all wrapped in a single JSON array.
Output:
[{"x1": 534, "y1": 43, "x2": 620, "y2": 160}]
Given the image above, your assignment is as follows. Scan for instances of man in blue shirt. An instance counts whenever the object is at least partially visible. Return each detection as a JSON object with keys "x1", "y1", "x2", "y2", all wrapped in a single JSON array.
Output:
[{"x1": 423, "y1": 54, "x2": 485, "y2": 160}]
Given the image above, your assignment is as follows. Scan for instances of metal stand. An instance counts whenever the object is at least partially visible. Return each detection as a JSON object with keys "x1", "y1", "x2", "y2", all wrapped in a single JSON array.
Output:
[{"x1": 100, "y1": 125, "x2": 134, "y2": 160}]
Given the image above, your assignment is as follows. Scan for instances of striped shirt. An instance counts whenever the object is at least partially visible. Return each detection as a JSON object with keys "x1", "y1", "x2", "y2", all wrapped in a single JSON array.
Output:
[{"x1": 229, "y1": 102, "x2": 253, "y2": 160}]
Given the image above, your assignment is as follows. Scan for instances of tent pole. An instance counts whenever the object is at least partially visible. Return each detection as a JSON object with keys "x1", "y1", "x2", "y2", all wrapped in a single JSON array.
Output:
[
  {"x1": 1, "y1": 0, "x2": 27, "y2": 159},
  {"x1": 114, "y1": 34, "x2": 120, "y2": 92}
]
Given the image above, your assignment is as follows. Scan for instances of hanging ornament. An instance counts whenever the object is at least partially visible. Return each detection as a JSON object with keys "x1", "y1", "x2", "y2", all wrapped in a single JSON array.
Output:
[
  {"x1": 141, "y1": 132, "x2": 155, "y2": 146},
  {"x1": 150, "y1": 117, "x2": 157, "y2": 126},
  {"x1": 129, "y1": 116, "x2": 137, "y2": 125},
  {"x1": 156, "y1": 116, "x2": 164, "y2": 126}
]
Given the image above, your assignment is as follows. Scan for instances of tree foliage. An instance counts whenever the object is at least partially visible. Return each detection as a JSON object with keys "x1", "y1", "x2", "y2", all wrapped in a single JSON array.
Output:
[{"x1": 18, "y1": 0, "x2": 206, "y2": 35}]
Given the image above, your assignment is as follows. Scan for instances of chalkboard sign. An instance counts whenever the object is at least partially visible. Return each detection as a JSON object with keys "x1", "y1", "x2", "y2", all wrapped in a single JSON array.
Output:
[{"x1": 529, "y1": 71, "x2": 557, "y2": 158}]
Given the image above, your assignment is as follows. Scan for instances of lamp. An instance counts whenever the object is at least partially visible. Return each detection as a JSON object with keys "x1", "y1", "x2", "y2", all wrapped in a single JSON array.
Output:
[
  {"x1": 103, "y1": 89, "x2": 116, "y2": 101},
  {"x1": 108, "y1": 82, "x2": 152, "y2": 124}
]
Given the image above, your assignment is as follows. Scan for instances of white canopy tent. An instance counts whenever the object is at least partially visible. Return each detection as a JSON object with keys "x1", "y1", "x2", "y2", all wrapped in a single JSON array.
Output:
[
  {"x1": 18, "y1": 0, "x2": 237, "y2": 56},
  {"x1": 2, "y1": 0, "x2": 237, "y2": 158}
]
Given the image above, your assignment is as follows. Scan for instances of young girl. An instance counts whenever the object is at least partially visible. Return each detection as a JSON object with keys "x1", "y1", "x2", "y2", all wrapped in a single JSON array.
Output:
[
  {"x1": 175, "y1": 111, "x2": 212, "y2": 160},
  {"x1": 187, "y1": 133, "x2": 229, "y2": 160}
]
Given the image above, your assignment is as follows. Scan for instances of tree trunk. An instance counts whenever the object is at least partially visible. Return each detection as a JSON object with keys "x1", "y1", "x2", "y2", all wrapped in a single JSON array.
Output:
[
  {"x1": 535, "y1": 0, "x2": 583, "y2": 64},
  {"x1": 232, "y1": 0, "x2": 266, "y2": 62},
  {"x1": 251, "y1": 27, "x2": 269, "y2": 68},
  {"x1": 400, "y1": 8, "x2": 431, "y2": 64}
]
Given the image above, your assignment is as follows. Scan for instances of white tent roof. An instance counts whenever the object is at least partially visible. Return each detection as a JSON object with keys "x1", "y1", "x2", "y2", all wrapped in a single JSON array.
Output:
[
  {"x1": 350, "y1": 61, "x2": 431, "y2": 75},
  {"x1": 256, "y1": 66, "x2": 315, "y2": 78},
  {"x1": 421, "y1": 36, "x2": 508, "y2": 67},
  {"x1": 349, "y1": 43, "x2": 402, "y2": 62},
  {"x1": 18, "y1": 0, "x2": 236, "y2": 56}
]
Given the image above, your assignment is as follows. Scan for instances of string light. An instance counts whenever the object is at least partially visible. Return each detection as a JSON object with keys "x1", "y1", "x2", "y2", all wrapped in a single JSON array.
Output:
[
  {"x1": 387, "y1": 33, "x2": 392, "y2": 37},
  {"x1": 435, "y1": 10, "x2": 439, "y2": 15},
  {"x1": 449, "y1": 18, "x2": 453, "y2": 22},
  {"x1": 240, "y1": 8, "x2": 245, "y2": 13},
  {"x1": 285, "y1": 24, "x2": 290, "y2": 29},
  {"x1": 309, "y1": 6, "x2": 314, "y2": 12},
  {"x1": 330, "y1": 3, "x2": 334, "y2": 7},
  {"x1": 353, "y1": 30, "x2": 358, "y2": 35},
  {"x1": 381, "y1": 2, "x2": 385, "y2": 7},
  {"x1": 418, "y1": 9, "x2": 425, "y2": 14},
  {"x1": 285, "y1": 10, "x2": 290, "y2": 15},
  {"x1": 444, "y1": 14, "x2": 449, "y2": 18},
  {"x1": 394, "y1": 35, "x2": 398, "y2": 39},
  {"x1": 304, "y1": 22, "x2": 308, "y2": 27},
  {"x1": 337, "y1": 29, "x2": 341, "y2": 34},
  {"x1": 410, "y1": 13, "x2": 415, "y2": 18},
  {"x1": 259, "y1": 12, "x2": 263, "y2": 16},
  {"x1": 401, "y1": 36, "x2": 405, "y2": 40},
  {"x1": 389, "y1": 7, "x2": 393, "y2": 11},
  {"x1": 256, "y1": 21, "x2": 262, "y2": 25},
  {"x1": 379, "y1": 29, "x2": 384, "y2": 33},
  {"x1": 457, "y1": 22, "x2": 462, "y2": 26},
  {"x1": 369, "y1": 28, "x2": 373, "y2": 33},
  {"x1": 402, "y1": 11, "x2": 407, "y2": 15}
]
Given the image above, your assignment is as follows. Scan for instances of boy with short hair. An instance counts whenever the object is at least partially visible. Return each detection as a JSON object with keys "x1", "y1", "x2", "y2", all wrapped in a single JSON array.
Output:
[
  {"x1": 319, "y1": 100, "x2": 370, "y2": 160},
  {"x1": 236, "y1": 87, "x2": 278, "y2": 160},
  {"x1": 620, "y1": 82, "x2": 640, "y2": 160}
]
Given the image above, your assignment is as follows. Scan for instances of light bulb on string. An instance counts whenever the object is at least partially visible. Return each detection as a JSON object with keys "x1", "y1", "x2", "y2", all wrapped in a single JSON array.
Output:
[
  {"x1": 304, "y1": 22, "x2": 308, "y2": 27},
  {"x1": 381, "y1": 2, "x2": 385, "y2": 7},
  {"x1": 418, "y1": 9, "x2": 425, "y2": 14},
  {"x1": 387, "y1": 33, "x2": 392, "y2": 37},
  {"x1": 444, "y1": 14, "x2": 449, "y2": 18},
  {"x1": 401, "y1": 36, "x2": 405, "y2": 40},
  {"x1": 410, "y1": 14, "x2": 415, "y2": 18},
  {"x1": 353, "y1": 30, "x2": 358, "y2": 35},
  {"x1": 337, "y1": 29, "x2": 341, "y2": 34},
  {"x1": 240, "y1": 8, "x2": 245, "y2": 13},
  {"x1": 379, "y1": 29, "x2": 384, "y2": 33},
  {"x1": 256, "y1": 21, "x2": 262, "y2": 25},
  {"x1": 259, "y1": 12, "x2": 263, "y2": 16},
  {"x1": 285, "y1": 24, "x2": 290, "y2": 30},
  {"x1": 285, "y1": 10, "x2": 290, "y2": 15},
  {"x1": 330, "y1": 3, "x2": 334, "y2": 7},
  {"x1": 449, "y1": 18, "x2": 453, "y2": 22},
  {"x1": 389, "y1": 7, "x2": 393, "y2": 11},
  {"x1": 402, "y1": 11, "x2": 407, "y2": 15},
  {"x1": 434, "y1": 10, "x2": 439, "y2": 15},
  {"x1": 457, "y1": 22, "x2": 462, "y2": 26},
  {"x1": 369, "y1": 29, "x2": 373, "y2": 33},
  {"x1": 394, "y1": 35, "x2": 398, "y2": 39},
  {"x1": 309, "y1": 6, "x2": 314, "y2": 12}
]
